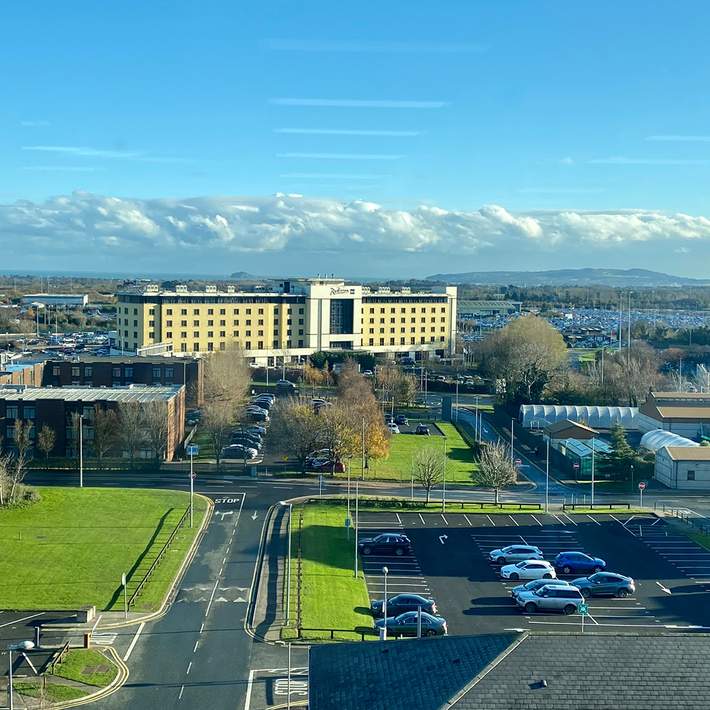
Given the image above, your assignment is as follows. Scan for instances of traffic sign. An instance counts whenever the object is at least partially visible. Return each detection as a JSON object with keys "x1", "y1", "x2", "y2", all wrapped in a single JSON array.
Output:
[
  {"x1": 514, "y1": 459, "x2": 522, "y2": 466},
  {"x1": 121, "y1": 572, "x2": 127, "y2": 587},
  {"x1": 191, "y1": 472, "x2": 197, "y2": 479},
  {"x1": 345, "y1": 517, "x2": 351, "y2": 529},
  {"x1": 579, "y1": 603, "x2": 588, "y2": 615},
  {"x1": 187, "y1": 444, "x2": 199, "y2": 456},
  {"x1": 638, "y1": 481, "x2": 646, "y2": 490}
]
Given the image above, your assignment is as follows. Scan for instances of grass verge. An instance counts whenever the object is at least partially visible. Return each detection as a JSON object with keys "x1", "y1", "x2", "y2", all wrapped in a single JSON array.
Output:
[
  {"x1": 312, "y1": 496, "x2": 544, "y2": 514},
  {"x1": 283, "y1": 503, "x2": 372, "y2": 642},
  {"x1": 53, "y1": 648, "x2": 118, "y2": 687},
  {"x1": 14, "y1": 681, "x2": 87, "y2": 702},
  {"x1": 563, "y1": 507, "x2": 647, "y2": 515},
  {"x1": 0, "y1": 487, "x2": 207, "y2": 611}
]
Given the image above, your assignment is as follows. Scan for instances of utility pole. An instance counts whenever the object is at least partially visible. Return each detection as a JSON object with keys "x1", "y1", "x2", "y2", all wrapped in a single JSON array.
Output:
[
  {"x1": 79, "y1": 413, "x2": 84, "y2": 488},
  {"x1": 545, "y1": 438, "x2": 550, "y2": 514},
  {"x1": 510, "y1": 419, "x2": 514, "y2": 465},
  {"x1": 591, "y1": 437, "x2": 596, "y2": 508},
  {"x1": 627, "y1": 291, "x2": 632, "y2": 367},
  {"x1": 353, "y1": 480, "x2": 359, "y2": 578}
]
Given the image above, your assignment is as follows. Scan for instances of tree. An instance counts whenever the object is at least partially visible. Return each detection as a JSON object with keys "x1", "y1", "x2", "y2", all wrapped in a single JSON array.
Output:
[
  {"x1": 93, "y1": 407, "x2": 119, "y2": 469},
  {"x1": 270, "y1": 400, "x2": 323, "y2": 473},
  {"x1": 476, "y1": 441, "x2": 517, "y2": 505},
  {"x1": 319, "y1": 403, "x2": 359, "y2": 475},
  {"x1": 414, "y1": 446, "x2": 445, "y2": 504},
  {"x1": 36, "y1": 424, "x2": 56, "y2": 460},
  {"x1": 202, "y1": 399, "x2": 233, "y2": 467},
  {"x1": 142, "y1": 401, "x2": 169, "y2": 465},
  {"x1": 476, "y1": 315, "x2": 568, "y2": 402},
  {"x1": 598, "y1": 424, "x2": 640, "y2": 481},
  {"x1": 8, "y1": 419, "x2": 33, "y2": 503},
  {"x1": 203, "y1": 344, "x2": 251, "y2": 410},
  {"x1": 117, "y1": 403, "x2": 146, "y2": 469}
]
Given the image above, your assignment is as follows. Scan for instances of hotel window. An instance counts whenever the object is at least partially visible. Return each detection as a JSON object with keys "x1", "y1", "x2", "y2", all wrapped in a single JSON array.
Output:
[
  {"x1": 133, "y1": 331, "x2": 138, "y2": 339},
  {"x1": 688, "y1": 470, "x2": 696, "y2": 481},
  {"x1": 369, "y1": 338, "x2": 374, "y2": 346},
  {"x1": 233, "y1": 308, "x2": 239, "y2": 314},
  {"x1": 298, "y1": 339, "x2": 304, "y2": 347},
  {"x1": 72, "y1": 366, "x2": 80, "y2": 377},
  {"x1": 133, "y1": 319, "x2": 138, "y2": 326},
  {"x1": 245, "y1": 341, "x2": 252, "y2": 349},
  {"x1": 149, "y1": 320, "x2": 155, "y2": 327},
  {"x1": 181, "y1": 320, "x2": 187, "y2": 327},
  {"x1": 153, "y1": 366, "x2": 161, "y2": 379},
  {"x1": 194, "y1": 331, "x2": 199, "y2": 338},
  {"x1": 246, "y1": 319, "x2": 252, "y2": 326},
  {"x1": 193, "y1": 343, "x2": 200, "y2": 351},
  {"x1": 207, "y1": 331, "x2": 214, "y2": 338},
  {"x1": 298, "y1": 318, "x2": 304, "y2": 325},
  {"x1": 181, "y1": 332, "x2": 187, "y2": 338},
  {"x1": 400, "y1": 337, "x2": 405, "y2": 345},
  {"x1": 246, "y1": 308, "x2": 252, "y2": 314},
  {"x1": 379, "y1": 338, "x2": 385, "y2": 345},
  {"x1": 149, "y1": 308, "x2": 155, "y2": 315},
  {"x1": 258, "y1": 341, "x2": 264, "y2": 349},
  {"x1": 207, "y1": 343, "x2": 214, "y2": 351},
  {"x1": 258, "y1": 319, "x2": 264, "y2": 325},
  {"x1": 208, "y1": 308, "x2": 214, "y2": 315},
  {"x1": 298, "y1": 329, "x2": 303, "y2": 335},
  {"x1": 165, "y1": 367, "x2": 174, "y2": 379},
  {"x1": 220, "y1": 331, "x2": 226, "y2": 337},
  {"x1": 84, "y1": 366, "x2": 92, "y2": 377},
  {"x1": 166, "y1": 331, "x2": 173, "y2": 338},
  {"x1": 298, "y1": 308, "x2": 304, "y2": 314},
  {"x1": 233, "y1": 319, "x2": 239, "y2": 326},
  {"x1": 389, "y1": 338, "x2": 395, "y2": 345},
  {"x1": 181, "y1": 308, "x2": 187, "y2": 315},
  {"x1": 167, "y1": 308, "x2": 173, "y2": 315},
  {"x1": 148, "y1": 332, "x2": 155, "y2": 339},
  {"x1": 233, "y1": 331, "x2": 239, "y2": 337},
  {"x1": 193, "y1": 308, "x2": 199, "y2": 315},
  {"x1": 246, "y1": 330, "x2": 251, "y2": 337},
  {"x1": 181, "y1": 343, "x2": 187, "y2": 352},
  {"x1": 258, "y1": 308, "x2": 264, "y2": 315},
  {"x1": 23, "y1": 406, "x2": 36, "y2": 419},
  {"x1": 112, "y1": 367, "x2": 121, "y2": 378},
  {"x1": 166, "y1": 320, "x2": 173, "y2": 326},
  {"x1": 258, "y1": 330, "x2": 264, "y2": 336},
  {"x1": 273, "y1": 339, "x2": 279, "y2": 348},
  {"x1": 133, "y1": 308, "x2": 138, "y2": 315},
  {"x1": 220, "y1": 320, "x2": 226, "y2": 326},
  {"x1": 193, "y1": 320, "x2": 199, "y2": 326},
  {"x1": 52, "y1": 366, "x2": 60, "y2": 376},
  {"x1": 219, "y1": 342, "x2": 226, "y2": 351},
  {"x1": 207, "y1": 320, "x2": 214, "y2": 326}
]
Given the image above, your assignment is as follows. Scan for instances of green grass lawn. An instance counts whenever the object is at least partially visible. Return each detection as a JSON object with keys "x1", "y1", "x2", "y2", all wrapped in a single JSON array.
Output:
[
  {"x1": 14, "y1": 681, "x2": 88, "y2": 702},
  {"x1": 317, "y1": 497, "x2": 544, "y2": 514},
  {"x1": 53, "y1": 649, "x2": 117, "y2": 687},
  {"x1": 345, "y1": 422, "x2": 479, "y2": 485},
  {"x1": 191, "y1": 427, "x2": 216, "y2": 460},
  {"x1": 284, "y1": 503, "x2": 372, "y2": 641},
  {"x1": 0, "y1": 487, "x2": 207, "y2": 611}
]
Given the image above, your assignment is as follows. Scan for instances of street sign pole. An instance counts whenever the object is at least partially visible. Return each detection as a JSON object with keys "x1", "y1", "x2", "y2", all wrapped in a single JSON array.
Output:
[
  {"x1": 186, "y1": 444, "x2": 199, "y2": 528},
  {"x1": 122, "y1": 572, "x2": 128, "y2": 620},
  {"x1": 639, "y1": 481, "x2": 646, "y2": 508},
  {"x1": 579, "y1": 602, "x2": 588, "y2": 632}
]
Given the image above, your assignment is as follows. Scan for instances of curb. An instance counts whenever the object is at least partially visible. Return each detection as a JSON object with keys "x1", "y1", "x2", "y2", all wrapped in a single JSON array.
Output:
[
  {"x1": 51, "y1": 646, "x2": 129, "y2": 709},
  {"x1": 96, "y1": 493, "x2": 214, "y2": 630}
]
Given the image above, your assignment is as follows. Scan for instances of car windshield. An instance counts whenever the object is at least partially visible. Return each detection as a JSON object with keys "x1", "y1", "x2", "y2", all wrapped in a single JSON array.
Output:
[{"x1": 515, "y1": 561, "x2": 527, "y2": 568}]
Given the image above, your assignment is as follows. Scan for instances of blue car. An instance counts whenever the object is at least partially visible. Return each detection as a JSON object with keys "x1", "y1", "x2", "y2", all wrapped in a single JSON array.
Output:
[{"x1": 553, "y1": 552, "x2": 606, "y2": 575}]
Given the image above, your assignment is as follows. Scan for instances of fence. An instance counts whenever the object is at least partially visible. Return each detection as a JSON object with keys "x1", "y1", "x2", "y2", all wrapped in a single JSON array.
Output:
[
  {"x1": 46, "y1": 642, "x2": 70, "y2": 674},
  {"x1": 295, "y1": 509, "x2": 303, "y2": 634},
  {"x1": 128, "y1": 506, "x2": 190, "y2": 608},
  {"x1": 655, "y1": 503, "x2": 710, "y2": 535},
  {"x1": 562, "y1": 502, "x2": 631, "y2": 511},
  {"x1": 295, "y1": 627, "x2": 375, "y2": 641}
]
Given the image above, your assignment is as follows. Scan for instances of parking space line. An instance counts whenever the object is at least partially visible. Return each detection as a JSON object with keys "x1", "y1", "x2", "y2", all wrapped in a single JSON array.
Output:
[
  {"x1": 441, "y1": 514, "x2": 448, "y2": 526},
  {"x1": 551, "y1": 514, "x2": 566, "y2": 526},
  {"x1": 530, "y1": 515, "x2": 542, "y2": 526},
  {"x1": 486, "y1": 515, "x2": 495, "y2": 526},
  {"x1": 561, "y1": 513, "x2": 577, "y2": 526},
  {"x1": 418, "y1": 514, "x2": 425, "y2": 525},
  {"x1": 623, "y1": 515, "x2": 636, "y2": 526},
  {"x1": 651, "y1": 518, "x2": 662, "y2": 526},
  {"x1": 509, "y1": 515, "x2": 519, "y2": 527},
  {"x1": 586, "y1": 514, "x2": 601, "y2": 526},
  {"x1": 396, "y1": 513, "x2": 402, "y2": 525},
  {"x1": 518, "y1": 535, "x2": 528, "y2": 545},
  {"x1": 464, "y1": 514, "x2": 472, "y2": 526}
]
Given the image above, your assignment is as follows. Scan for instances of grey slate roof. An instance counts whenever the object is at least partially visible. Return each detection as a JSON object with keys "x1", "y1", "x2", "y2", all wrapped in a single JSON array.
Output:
[
  {"x1": 308, "y1": 633, "x2": 517, "y2": 710},
  {"x1": 458, "y1": 633, "x2": 710, "y2": 710},
  {"x1": 310, "y1": 633, "x2": 710, "y2": 710},
  {"x1": 0, "y1": 385, "x2": 182, "y2": 403}
]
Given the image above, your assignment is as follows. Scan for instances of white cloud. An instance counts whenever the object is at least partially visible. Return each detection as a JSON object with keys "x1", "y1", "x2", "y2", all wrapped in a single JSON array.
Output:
[
  {"x1": 0, "y1": 193, "x2": 708, "y2": 269},
  {"x1": 22, "y1": 146, "x2": 191, "y2": 164}
]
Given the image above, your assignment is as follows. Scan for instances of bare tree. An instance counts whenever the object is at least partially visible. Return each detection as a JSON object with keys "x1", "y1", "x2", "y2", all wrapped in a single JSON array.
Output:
[
  {"x1": 117, "y1": 403, "x2": 146, "y2": 469},
  {"x1": 477, "y1": 441, "x2": 518, "y2": 505},
  {"x1": 93, "y1": 407, "x2": 119, "y2": 469},
  {"x1": 142, "y1": 401, "x2": 169, "y2": 465},
  {"x1": 319, "y1": 403, "x2": 359, "y2": 475},
  {"x1": 36, "y1": 424, "x2": 56, "y2": 461},
  {"x1": 203, "y1": 344, "x2": 251, "y2": 410},
  {"x1": 8, "y1": 419, "x2": 33, "y2": 503},
  {"x1": 270, "y1": 400, "x2": 323, "y2": 473},
  {"x1": 202, "y1": 399, "x2": 233, "y2": 467},
  {"x1": 414, "y1": 446, "x2": 445, "y2": 504}
]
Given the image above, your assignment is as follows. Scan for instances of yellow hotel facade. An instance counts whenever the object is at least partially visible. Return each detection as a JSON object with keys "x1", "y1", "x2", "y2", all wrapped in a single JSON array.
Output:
[{"x1": 115, "y1": 278, "x2": 457, "y2": 364}]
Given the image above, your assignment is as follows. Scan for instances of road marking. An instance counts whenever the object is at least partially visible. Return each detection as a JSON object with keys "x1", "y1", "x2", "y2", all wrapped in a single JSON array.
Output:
[
  {"x1": 651, "y1": 518, "x2": 662, "y2": 526},
  {"x1": 186, "y1": 661, "x2": 192, "y2": 675},
  {"x1": 623, "y1": 515, "x2": 636, "y2": 527},
  {"x1": 509, "y1": 515, "x2": 519, "y2": 527},
  {"x1": 199, "y1": 622, "x2": 204, "y2": 633},
  {"x1": 205, "y1": 578, "x2": 220, "y2": 617},
  {"x1": 178, "y1": 685, "x2": 185, "y2": 701},
  {"x1": 418, "y1": 514, "x2": 426, "y2": 525},
  {"x1": 222, "y1": 556, "x2": 227, "y2": 565},
  {"x1": 0, "y1": 612, "x2": 44, "y2": 629},
  {"x1": 441, "y1": 514, "x2": 448, "y2": 526},
  {"x1": 530, "y1": 515, "x2": 542, "y2": 526},
  {"x1": 561, "y1": 513, "x2": 577, "y2": 526},
  {"x1": 486, "y1": 515, "x2": 495, "y2": 527},
  {"x1": 193, "y1": 640, "x2": 199, "y2": 653},
  {"x1": 464, "y1": 514, "x2": 472, "y2": 526},
  {"x1": 122, "y1": 621, "x2": 145, "y2": 662},
  {"x1": 551, "y1": 514, "x2": 566, "y2": 526},
  {"x1": 656, "y1": 581, "x2": 672, "y2": 594},
  {"x1": 438, "y1": 535, "x2": 448, "y2": 545},
  {"x1": 518, "y1": 535, "x2": 528, "y2": 545},
  {"x1": 586, "y1": 515, "x2": 601, "y2": 526}
]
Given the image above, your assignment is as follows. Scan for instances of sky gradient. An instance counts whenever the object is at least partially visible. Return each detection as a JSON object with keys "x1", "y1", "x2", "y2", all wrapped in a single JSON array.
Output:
[{"x1": 2, "y1": 1, "x2": 710, "y2": 277}]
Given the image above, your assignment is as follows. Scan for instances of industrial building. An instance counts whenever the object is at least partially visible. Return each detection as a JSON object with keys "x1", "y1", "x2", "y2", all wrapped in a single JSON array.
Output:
[
  {"x1": 638, "y1": 391, "x2": 710, "y2": 438},
  {"x1": 519, "y1": 404, "x2": 639, "y2": 430},
  {"x1": 655, "y1": 447, "x2": 710, "y2": 490},
  {"x1": 0, "y1": 385, "x2": 185, "y2": 462},
  {"x1": 457, "y1": 300, "x2": 522, "y2": 319},
  {"x1": 115, "y1": 278, "x2": 457, "y2": 363},
  {"x1": 20, "y1": 293, "x2": 88, "y2": 308}
]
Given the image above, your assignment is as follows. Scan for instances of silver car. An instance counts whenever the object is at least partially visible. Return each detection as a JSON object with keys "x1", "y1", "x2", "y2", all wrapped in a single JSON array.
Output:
[
  {"x1": 516, "y1": 584, "x2": 584, "y2": 614},
  {"x1": 510, "y1": 578, "x2": 571, "y2": 601},
  {"x1": 489, "y1": 545, "x2": 543, "y2": 565}
]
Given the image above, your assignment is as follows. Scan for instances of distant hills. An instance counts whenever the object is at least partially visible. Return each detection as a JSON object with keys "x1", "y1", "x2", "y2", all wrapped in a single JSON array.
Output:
[
  {"x1": 229, "y1": 271, "x2": 257, "y2": 280},
  {"x1": 426, "y1": 268, "x2": 710, "y2": 287}
]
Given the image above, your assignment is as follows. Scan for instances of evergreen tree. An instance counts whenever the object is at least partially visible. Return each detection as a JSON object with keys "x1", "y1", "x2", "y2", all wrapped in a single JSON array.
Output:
[{"x1": 598, "y1": 424, "x2": 638, "y2": 480}]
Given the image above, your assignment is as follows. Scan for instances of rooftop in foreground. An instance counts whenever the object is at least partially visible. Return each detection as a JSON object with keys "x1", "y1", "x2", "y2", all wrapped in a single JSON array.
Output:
[{"x1": 0, "y1": 385, "x2": 182, "y2": 402}]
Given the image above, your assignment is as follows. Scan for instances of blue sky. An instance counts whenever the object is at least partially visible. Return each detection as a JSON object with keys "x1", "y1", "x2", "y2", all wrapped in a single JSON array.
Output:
[{"x1": 2, "y1": 1, "x2": 710, "y2": 277}]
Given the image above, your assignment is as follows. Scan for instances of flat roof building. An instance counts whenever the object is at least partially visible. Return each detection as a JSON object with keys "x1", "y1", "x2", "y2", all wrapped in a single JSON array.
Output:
[
  {"x1": 655, "y1": 445, "x2": 710, "y2": 489},
  {"x1": 115, "y1": 278, "x2": 457, "y2": 364},
  {"x1": 20, "y1": 293, "x2": 88, "y2": 308},
  {"x1": 639, "y1": 391, "x2": 710, "y2": 438}
]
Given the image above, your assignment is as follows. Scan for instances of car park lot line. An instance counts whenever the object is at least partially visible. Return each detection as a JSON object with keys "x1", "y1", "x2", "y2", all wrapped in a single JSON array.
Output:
[
  {"x1": 530, "y1": 515, "x2": 542, "y2": 526},
  {"x1": 587, "y1": 514, "x2": 601, "y2": 525},
  {"x1": 418, "y1": 514, "x2": 426, "y2": 525},
  {"x1": 508, "y1": 515, "x2": 519, "y2": 527},
  {"x1": 486, "y1": 515, "x2": 495, "y2": 526}
]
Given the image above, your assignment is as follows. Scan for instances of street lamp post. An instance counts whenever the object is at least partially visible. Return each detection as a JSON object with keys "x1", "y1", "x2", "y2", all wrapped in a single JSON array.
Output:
[
  {"x1": 7, "y1": 640, "x2": 35, "y2": 710},
  {"x1": 510, "y1": 419, "x2": 515, "y2": 466},
  {"x1": 545, "y1": 438, "x2": 550, "y2": 514},
  {"x1": 442, "y1": 437, "x2": 447, "y2": 512},
  {"x1": 354, "y1": 480, "x2": 359, "y2": 578},
  {"x1": 382, "y1": 566, "x2": 389, "y2": 640},
  {"x1": 78, "y1": 413, "x2": 84, "y2": 488},
  {"x1": 591, "y1": 437, "x2": 596, "y2": 508},
  {"x1": 189, "y1": 448, "x2": 195, "y2": 528}
]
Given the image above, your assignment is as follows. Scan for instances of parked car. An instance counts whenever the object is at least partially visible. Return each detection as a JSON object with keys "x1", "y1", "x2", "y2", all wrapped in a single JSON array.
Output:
[
  {"x1": 251, "y1": 398, "x2": 272, "y2": 410},
  {"x1": 394, "y1": 414, "x2": 408, "y2": 426},
  {"x1": 248, "y1": 410, "x2": 269, "y2": 422},
  {"x1": 384, "y1": 414, "x2": 394, "y2": 424},
  {"x1": 387, "y1": 423, "x2": 400, "y2": 434},
  {"x1": 308, "y1": 458, "x2": 345, "y2": 473},
  {"x1": 375, "y1": 611, "x2": 447, "y2": 637},
  {"x1": 362, "y1": 370, "x2": 374, "y2": 377},
  {"x1": 516, "y1": 584, "x2": 584, "y2": 615},
  {"x1": 572, "y1": 572, "x2": 635, "y2": 598},
  {"x1": 489, "y1": 545, "x2": 544, "y2": 565},
  {"x1": 221, "y1": 444, "x2": 258, "y2": 460},
  {"x1": 358, "y1": 533, "x2": 411, "y2": 557},
  {"x1": 231, "y1": 437, "x2": 262, "y2": 450},
  {"x1": 246, "y1": 425, "x2": 267, "y2": 436},
  {"x1": 370, "y1": 594, "x2": 437, "y2": 619},
  {"x1": 554, "y1": 552, "x2": 606, "y2": 575},
  {"x1": 415, "y1": 424, "x2": 430, "y2": 435},
  {"x1": 305, "y1": 448, "x2": 333, "y2": 465},
  {"x1": 500, "y1": 560, "x2": 556, "y2": 581},
  {"x1": 253, "y1": 393, "x2": 275, "y2": 403},
  {"x1": 510, "y1": 578, "x2": 571, "y2": 601}
]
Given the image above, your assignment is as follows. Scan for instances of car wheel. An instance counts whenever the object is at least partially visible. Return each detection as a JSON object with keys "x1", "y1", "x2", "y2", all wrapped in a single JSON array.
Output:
[
  {"x1": 581, "y1": 588, "x2": 591, "y2": 598},
  {"x1": 593, "y1": 566, "x2": 602, "y2": 573},
  {"x1": 562, "y1": 566, "x2": 571, "y2": 574},
  {"x1": 524, "y1": 602, "x2": 537, "y2": 614},
  {"x1": 363, "y1": 546, "x2": 372, "y2": 555},
  {"x1": 563, "y1": 604, "x2": 576, "y2": 615},
  {"x1": 543, "y1": 573, "x2": 552, "y2": 579},
  {"x1": 617, "y1": 588, "x2": 629, "y2": 598},
  {"x1": 509, "y1": 573, "x2": 519, "y2": 581},
  {"x1": 395, "y1": 548, "x2": 404, "y2": 557},
  {"x1": 496, "y1": 557, "x2": 506, "y2": 565}
]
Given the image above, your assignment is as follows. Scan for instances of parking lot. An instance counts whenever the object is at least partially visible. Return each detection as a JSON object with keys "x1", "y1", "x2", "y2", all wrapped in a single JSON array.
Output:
[{"x1": 357, "y1": 512, "x2": 710, "y2": 635}]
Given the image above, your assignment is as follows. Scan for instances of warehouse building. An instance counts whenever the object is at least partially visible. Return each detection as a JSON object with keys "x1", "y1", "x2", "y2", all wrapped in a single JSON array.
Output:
[
  {"x1": 655, "y1": 446, "x2": 710, "y2": 490},
  {"x1": 638, "y1": 391, "x2": 710, "y2": 439},
  {"x1": 115, "y1": 278, "x2": 457, "y2": 364},
  {"x1": 41, "y1": 355, "x2": 204, "y2": 406},
  {"x1": 20, "y1": 293, "x2": 88, "y2": 308},
  {"x1": 520, "y1": 404, "x2": 639, "y2": 430},
  {"x1": 0, "y1": 385, "x2": 185, "y2": 462}
]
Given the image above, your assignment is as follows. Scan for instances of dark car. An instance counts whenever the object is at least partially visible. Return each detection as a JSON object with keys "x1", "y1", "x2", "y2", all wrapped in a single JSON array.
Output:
[
  {"x1": 384, "y1": 414, "x2": 394, "y2": 424},
  {"x1": 394, "y1": 414, "x2": 408, "y2": 426},
  {"x1": 572, "y1": 572, "x2": 635, "y2": 598},
  {"x1": 221, "y1": 444, "x2": 258, "y2": 460},
  {"x1": 308, "y1": 458, "x2": 345, "y2": 473},
  {"x1": 370, "y1": 594, "x2": 437, "y2": 619},
  {"x1": 415, "y1": 424, "x2": 430, "y2": 435},
  {"x1": 248, "y1": 410, "x2": 269, "y2": 422},
  {"x1": 554, "y1": 552, "x2": 606, "y2": 575},
  {"x1": 375, "y1": 611, "x2": 447, "y2": 637},
  {"x1": 231, "y1": 437, "x2": 262, "y2": 450},
  {"x1": 358, "y1": 533, "x2": 411, "y2": 557},
  {"x1": 245, "y1": 425, "x2": 267, "y2": 436},
  {"x1": 251, "y1": 398, "x2": 273, "y2": 410}
]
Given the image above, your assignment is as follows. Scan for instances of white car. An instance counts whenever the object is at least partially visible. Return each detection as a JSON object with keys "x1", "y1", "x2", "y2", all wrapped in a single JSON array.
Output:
[
  {"x1": 500, "y1": 560, "x2": 556, "y2": 581},
  {"x1": 387, "y1": 423, "x2": 400, "y2": 434},
  {"x1": 489, "y1": 545, "x2": 543, "y2": 565}
]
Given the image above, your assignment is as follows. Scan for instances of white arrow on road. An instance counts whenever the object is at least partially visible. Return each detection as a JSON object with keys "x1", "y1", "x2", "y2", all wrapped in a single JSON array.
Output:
[
  {"x1": 251, "y1": 511, "x2": 259, "y2": 521},
  {"x1": 656, "y1": 581, "x2": 672, "y2": 595},
  {"x1": 216, "y1": 510, "x2": 233, "y2": 521},
  {"x1": 439, "y1": 535, "x2": 448, "y2": 545}
]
